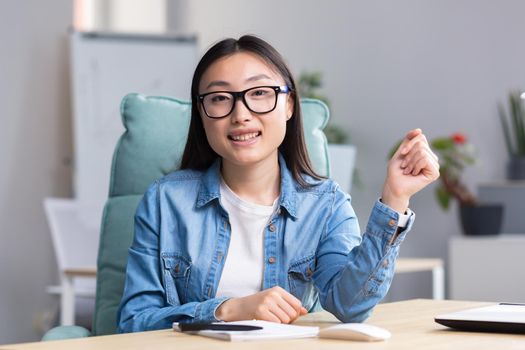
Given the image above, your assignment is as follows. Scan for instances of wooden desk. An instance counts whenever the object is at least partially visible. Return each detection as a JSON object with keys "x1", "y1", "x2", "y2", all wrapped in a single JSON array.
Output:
[{"x1": 3, "y1": 299, "x2": 524, "y2": 349}]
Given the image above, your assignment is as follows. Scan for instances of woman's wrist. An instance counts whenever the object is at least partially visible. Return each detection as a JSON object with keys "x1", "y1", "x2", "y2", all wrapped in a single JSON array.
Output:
[
  {"x1": 215, "y1": 299, "x2": 231, "y2": 321},
  {"x1": 215, "y1": 298, "x2": 236, "y2": 321},
  {"x1": 381, "y1": 184, "x2": 410, "y2": 214}
]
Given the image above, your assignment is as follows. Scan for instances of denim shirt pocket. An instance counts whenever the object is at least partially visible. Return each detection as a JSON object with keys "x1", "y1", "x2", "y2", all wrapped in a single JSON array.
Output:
[
  {"x1": 287, "y1": 254, "x2": 316, "y2": 309},
  {"x1": 161, "y1": 253, "x2": 192, "y2": 305}
]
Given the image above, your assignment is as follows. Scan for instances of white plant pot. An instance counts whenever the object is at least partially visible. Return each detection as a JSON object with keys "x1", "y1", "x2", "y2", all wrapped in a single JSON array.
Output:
[{"x1": 327, "y1": 144, "x2": 357, "y2": 194}]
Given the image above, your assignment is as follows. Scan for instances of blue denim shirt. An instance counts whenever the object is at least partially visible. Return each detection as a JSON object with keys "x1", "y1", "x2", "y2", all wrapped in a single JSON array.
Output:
[{"x1": 117, "y1": 154, "x2": 415, "y2": 332}]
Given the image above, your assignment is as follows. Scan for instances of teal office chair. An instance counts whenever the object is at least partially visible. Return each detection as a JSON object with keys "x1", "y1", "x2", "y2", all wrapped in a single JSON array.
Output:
[{"x1": 42, "y1": 93, "x2": 330, "y2": 340}]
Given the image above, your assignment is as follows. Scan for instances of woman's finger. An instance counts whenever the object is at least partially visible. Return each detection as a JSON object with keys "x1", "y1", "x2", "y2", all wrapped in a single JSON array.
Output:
[
  {"x1": 401, "y1": 148, "x2": 424, "y2": 170},
  {"x1": 427, "y1": 157, "x2": 441, "y2": 179},
  {"x1": 413, "y1": 155, "x2": 440, "y2": 178},
  {"x1": 263, "y1": 309, "x2": 282, "y2": 323},
  {"x1": 411, "y1": 157, "x2": 429, "y2": 175},
  {"x1": 269, "y1": 302, "x2": 292, "y2": 323},
  {"x1": 400, "y1": 133, "x2": 428, "y2": 156},
  {"x1": 391, "y1": 129, "x2": 420, "y2": 159},
  {"x1": 280, "y1": 290, "x2": 304, "y2": 314},
  {"x1": 277, "y1": 298, "x2": 300, "y2": 320},
  {"x1": 405, "y1": 128, "x2": 422, "y2": 141}
]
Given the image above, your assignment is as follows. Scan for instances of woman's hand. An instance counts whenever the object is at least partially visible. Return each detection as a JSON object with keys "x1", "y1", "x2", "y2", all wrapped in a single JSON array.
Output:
[
  {"x1": 382, "y1": 128, "x2": 440, "y2": 213},
  {"x1": 215, "y1": 286, "x2": 308, "y2": 323}
]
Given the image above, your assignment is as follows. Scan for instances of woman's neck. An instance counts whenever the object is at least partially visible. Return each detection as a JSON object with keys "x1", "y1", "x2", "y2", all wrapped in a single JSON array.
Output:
[{"x1": 221, "y1": 157, "x2": 280, "y2": 206}]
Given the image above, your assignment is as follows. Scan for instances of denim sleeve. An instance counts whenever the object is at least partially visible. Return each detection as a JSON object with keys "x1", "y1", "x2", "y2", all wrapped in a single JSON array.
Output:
[
  {"x1": 313, "y1": 189, "x2": 415, "y2": 323},
  {"x1": 117, "y1": 182, "x2": 229, "y2": 333}
]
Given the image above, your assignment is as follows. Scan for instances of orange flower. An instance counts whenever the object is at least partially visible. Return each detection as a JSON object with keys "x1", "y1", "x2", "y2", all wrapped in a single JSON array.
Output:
[{"x1": 452, "y1": 133, "x2": 466, "y2": 144}]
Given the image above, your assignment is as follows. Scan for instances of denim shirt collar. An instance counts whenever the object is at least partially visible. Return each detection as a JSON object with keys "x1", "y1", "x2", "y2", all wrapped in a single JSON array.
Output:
[{"x1": 196, "y1": 153, "x2": 298, "y2": 219}]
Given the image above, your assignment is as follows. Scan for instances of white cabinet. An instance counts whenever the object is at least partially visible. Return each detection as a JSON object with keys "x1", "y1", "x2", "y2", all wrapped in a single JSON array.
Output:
[
  {"x1": 327, "y1": 144, "x2": 356, "y2": 194},
  {"x1": 449, "y1": 235, "x2": 525, "y2": 302}
]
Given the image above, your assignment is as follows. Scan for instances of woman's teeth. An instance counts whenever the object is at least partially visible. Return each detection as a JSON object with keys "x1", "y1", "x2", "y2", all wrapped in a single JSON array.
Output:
[{"x1": 230, "y1": 132, "x2": 259, "y2": 141}]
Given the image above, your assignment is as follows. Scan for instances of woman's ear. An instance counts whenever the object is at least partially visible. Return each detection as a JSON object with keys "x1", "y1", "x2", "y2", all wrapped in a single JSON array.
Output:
[{"x1": 286, "y1": 94, "x2": 294, "y2": 120}]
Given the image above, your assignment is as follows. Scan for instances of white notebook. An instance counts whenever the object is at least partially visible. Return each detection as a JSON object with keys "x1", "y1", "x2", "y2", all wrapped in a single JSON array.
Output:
[{"x1": 173, "y1": 320, "x2": 319, "y2": 342}]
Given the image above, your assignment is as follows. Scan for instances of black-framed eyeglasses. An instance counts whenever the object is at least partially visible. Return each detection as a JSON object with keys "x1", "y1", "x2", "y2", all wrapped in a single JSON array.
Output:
[{"x1": 198, "y1": 85, "x2": 291, "y2": 119}]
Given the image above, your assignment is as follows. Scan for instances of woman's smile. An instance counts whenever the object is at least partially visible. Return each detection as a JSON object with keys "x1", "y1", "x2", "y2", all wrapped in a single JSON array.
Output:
[{"x1": 228, "y1": 129, "x2": 262, "y2": 145}]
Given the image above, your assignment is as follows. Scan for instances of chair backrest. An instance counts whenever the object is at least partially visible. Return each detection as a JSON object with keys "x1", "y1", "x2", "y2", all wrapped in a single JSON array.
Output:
[
  {"x1": 44, "y1": 198, "x2": 100, "y2": 272},
  {"x1": 91, "y1": 93, "x2": 330, "y2": 335}
]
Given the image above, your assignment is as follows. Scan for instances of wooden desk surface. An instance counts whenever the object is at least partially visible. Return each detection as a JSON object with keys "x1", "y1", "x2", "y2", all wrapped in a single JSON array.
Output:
[
  {"x1": 3, "y1": 299, "x2": 525, "y2": 349},
  {"x1": 394, "y1": 258, "x2": 442, "y2": 273},
  {"x1": 63, "y1": 267, "x2": 97, "y2": 278}
]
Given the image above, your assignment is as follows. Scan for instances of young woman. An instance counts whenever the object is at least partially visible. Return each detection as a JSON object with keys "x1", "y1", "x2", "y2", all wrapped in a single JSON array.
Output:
[{"x1": 117, "y1": 35, "x2": 440, "y2": 332}]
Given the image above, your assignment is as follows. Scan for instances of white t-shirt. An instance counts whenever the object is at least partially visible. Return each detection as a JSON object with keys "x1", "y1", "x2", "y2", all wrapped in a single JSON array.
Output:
[{"x1": 215, "y1": 179, "x2": 278, "y2": 298}]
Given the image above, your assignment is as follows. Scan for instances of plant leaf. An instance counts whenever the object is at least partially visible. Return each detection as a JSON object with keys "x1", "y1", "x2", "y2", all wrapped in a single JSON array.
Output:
[
  {"x1": 498, "y1": 103, "x2": 515, "y2": 156},
  {"x1": 431, "y1": 138, "x2": 454, "y2": 150},
  {"x1": 516, "y1": 93, "x2": 525, "y2": 155},
  {"x1": 510, "y1": 91, "x2": 525, "y2": 156},
  {"x1": 435, "y1": 185, "x2": 451, "y2": 211}
]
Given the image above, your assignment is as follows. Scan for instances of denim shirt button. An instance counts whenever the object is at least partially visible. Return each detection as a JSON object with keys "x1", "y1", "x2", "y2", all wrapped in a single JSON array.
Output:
[
  {"x1": 174, "y1": 264, "x2": 180, "y2": 273},
  {"x1": 269, "y1": 224, "x2": 276, "y2": 232},
  {"x1": 382, "y1": 259, "x2": 389, "y2": 267},
  {"x1": 268, "y1": 257, "x2": 276, "y2": 264},
  {"x1": 388, "y1": 219, "x2": 396, "y2": 227},
  {"x1": 306, "y1": 267, "x2": 313, "y2": 277}
]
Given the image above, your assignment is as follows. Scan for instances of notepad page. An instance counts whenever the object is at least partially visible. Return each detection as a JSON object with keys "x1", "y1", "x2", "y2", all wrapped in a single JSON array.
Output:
[{"x1": 173, "y1": 320, "x2": 319, "y2": 342}]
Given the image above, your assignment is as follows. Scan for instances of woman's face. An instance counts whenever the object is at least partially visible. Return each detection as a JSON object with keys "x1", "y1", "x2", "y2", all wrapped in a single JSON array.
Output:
[{"x1": 198, "y1": 52, "x2": 293, "y2": 169}]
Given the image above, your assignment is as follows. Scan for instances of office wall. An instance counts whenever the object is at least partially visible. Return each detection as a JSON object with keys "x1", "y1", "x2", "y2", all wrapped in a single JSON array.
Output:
[
  {"x1": 0, "y1": 0, "x2": 73, "y2": 344},
  {"x1": 73, "y1": 0, "x2": 166, "y2": 33},
  {"x1": 168, "y1": 0, "x2": 525, "y2": 299},
  {"x1": 108, "y1": 0, "x2": 166, "y2": 33}
]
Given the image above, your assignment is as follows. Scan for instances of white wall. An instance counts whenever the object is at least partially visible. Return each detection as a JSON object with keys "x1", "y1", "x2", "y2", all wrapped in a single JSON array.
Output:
[
  {"x1": 0, "y1": 0, "x2": 73, "y2": 344},
  {"x1": 108, "y1": 0, "x2": 166, "y2": 33},
  {"x1": 74, "y1": 0, "x2": 166, "y2": 33},
  {"x1": 168, "y1": 0, "x2": 525, "y2": 299}
]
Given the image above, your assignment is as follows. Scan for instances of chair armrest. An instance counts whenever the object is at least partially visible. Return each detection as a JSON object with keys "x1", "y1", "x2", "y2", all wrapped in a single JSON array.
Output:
[{"x1": 41, "y1": 325, "x2": 92, "y2": 341}]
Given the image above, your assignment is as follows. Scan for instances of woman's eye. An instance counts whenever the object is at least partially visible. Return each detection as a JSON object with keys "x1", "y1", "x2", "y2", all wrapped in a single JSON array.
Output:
[
  {"x1": 250, "y1": 89, "x2": 269, "y2": 97},
  {"x1": 210, "y1": 94, "x2": 230, "y2": 103}
]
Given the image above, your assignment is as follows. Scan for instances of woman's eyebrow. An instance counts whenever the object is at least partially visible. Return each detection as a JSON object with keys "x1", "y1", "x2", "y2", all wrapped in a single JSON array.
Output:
[
  {"x1": 245, "y1": 74, "x2": 272, "y2": 83},
  {"x1": 205, "y1": 80, "x2": 230, "y2": 89},
  {"x1": 205, "y1": 74, "x2": 272, "y2": 90}
]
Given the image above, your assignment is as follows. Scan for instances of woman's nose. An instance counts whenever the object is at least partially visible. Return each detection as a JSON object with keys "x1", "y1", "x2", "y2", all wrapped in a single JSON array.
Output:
[{"x1": 230, "y1": 98, "x2": 253, "y2": 124}]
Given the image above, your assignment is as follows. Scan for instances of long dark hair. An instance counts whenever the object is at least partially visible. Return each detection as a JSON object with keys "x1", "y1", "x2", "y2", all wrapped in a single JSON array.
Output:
[{"x1": 180, "y1": 35, "x2": 322, "y2": 187}]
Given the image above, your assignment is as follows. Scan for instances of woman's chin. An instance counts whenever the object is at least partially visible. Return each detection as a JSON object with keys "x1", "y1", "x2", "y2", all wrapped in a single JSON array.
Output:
[{"x1": 222, "y1": 150, "x2": 277, "y2": 168}]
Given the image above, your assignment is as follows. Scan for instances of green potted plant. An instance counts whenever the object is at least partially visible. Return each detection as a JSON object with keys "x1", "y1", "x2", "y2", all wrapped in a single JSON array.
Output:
[
  {"x1": 298, "y1": 71, "x2": 356, "y2": 193},
  {"x1": 431, "y1": 133, "x2": 503, "y2": 236},
  {"x1": 498, "y1": 90, "x2": 525, "y2": 180},
  {"x1": 430, "y1": 133, "x2": 478, "y2": 210}
]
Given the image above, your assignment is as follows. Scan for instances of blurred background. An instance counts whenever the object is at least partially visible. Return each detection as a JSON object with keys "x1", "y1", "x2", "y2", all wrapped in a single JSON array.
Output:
[{"x1": 1, "y1": 0, "x2": 525, "y2": 344}]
